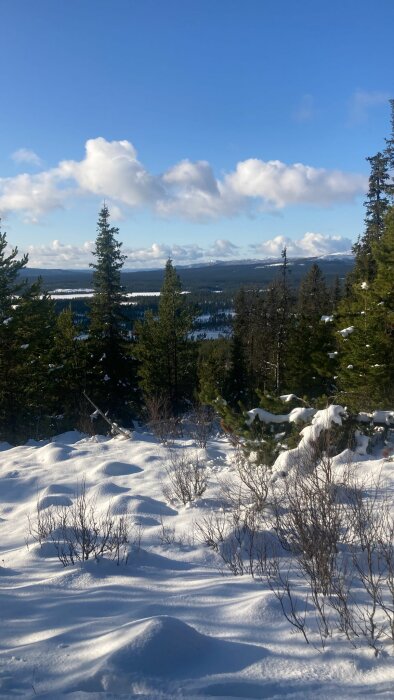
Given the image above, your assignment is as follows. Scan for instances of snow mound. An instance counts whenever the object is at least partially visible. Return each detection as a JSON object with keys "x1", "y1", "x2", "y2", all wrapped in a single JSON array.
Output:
[
  {"x1": 127, "y1": 495, "x2": 178, "y2": 516},
  {"x1": 89, "y1": 482, "x2": 130, "y2": 499},
  {"x1": 51, "y1": 430, "x2": 86, "y2": 445},
  {"x1": 36, "y1": 443, "x2": 77, "y2": 464},
  {"x1": 43, "y1": 483, "x2": 74, "y2": 496},
  {"x1": 107, "y1": 494, "x2": 136, "y2": 515},
  {"x1": 38, "y1": 494, "x2": 72, "y2": 509},
  {"x1": 96, "y1": 460, "x2": 143, "y2": 477},
  {"x1": 102, "y1": 615, "x2": 265, "y2": 681}
]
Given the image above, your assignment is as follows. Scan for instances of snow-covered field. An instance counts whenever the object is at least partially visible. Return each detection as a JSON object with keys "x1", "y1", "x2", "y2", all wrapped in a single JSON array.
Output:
[{"x1": 0, "y1": 423, "x2": 393, "y2": 699}]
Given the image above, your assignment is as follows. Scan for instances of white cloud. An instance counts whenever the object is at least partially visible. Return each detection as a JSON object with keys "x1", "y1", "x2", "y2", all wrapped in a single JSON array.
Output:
[
  {"x1": 0, "y1": 171, "x2": 67, "y2": 223},
  {"x1": 225, "y1": 159, "x2": 366, "y2": 208},
  {"x1": 251, "y1": 232, "x2": 353, "y2": 258},
  {"x1": 25, "y1": 240, "x2": 95, "y2": 267},
  {"x1": 24, "y1": 231, "x2": 352, "y2": 268},
  {"x1": 25, "y1": 239, "x2": 207, "y2": 269},
  {"x1": 208, "y1": 239, "x2": 239, "y2": 257},
  {"x1": 0, "y1": 137, "x2": 367, "y2": 223},
  {"x1": 11, "y1": 148, "x2": 43, "y2": 167},
  {"x1": 58, "y1": 137, "x2": 163, "y2": 206},
  {"x1": 348, "y1": 89, "x2": 390, "y2": 123}
]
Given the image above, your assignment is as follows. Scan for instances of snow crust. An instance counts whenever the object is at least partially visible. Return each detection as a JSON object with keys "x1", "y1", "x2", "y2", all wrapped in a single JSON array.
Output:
[{"x1": 0, "y1": 421, "x2": 393, "y2": 698}]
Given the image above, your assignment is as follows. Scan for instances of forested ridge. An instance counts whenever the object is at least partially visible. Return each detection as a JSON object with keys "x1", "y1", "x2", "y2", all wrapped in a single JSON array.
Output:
[{"x1": 1, "y1": 101, "x2": 394, "y2": 443}]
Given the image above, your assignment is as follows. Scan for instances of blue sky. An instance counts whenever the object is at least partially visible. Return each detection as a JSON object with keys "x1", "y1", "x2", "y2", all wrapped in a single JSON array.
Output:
[{"x1": 1, "y1": 0, "x2": 393, "y2": 268}]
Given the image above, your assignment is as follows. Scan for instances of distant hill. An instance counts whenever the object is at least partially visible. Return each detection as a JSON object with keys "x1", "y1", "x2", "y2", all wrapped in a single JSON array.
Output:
[{"x1": 19, "y1": 255, "x2": 354, "y2": 294}]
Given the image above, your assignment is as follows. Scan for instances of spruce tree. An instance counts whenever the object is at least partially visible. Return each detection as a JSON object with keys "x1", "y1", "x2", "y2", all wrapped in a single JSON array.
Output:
[
  {"x1": 135, "y1": 259, "x2": 195, "y2": 413},
  {"x1": 87, "y1": 205, "x2": 133, "y2": 418},
  {"x1": 49, "y1": 308, "x2": 88, "y2": 427},
  {"x1": 352, "y1": 152, "x2": 390, "y2": 283},
  {"x1": 287, "y1": 264, "x2": 336, "y2": 398},
  {"x1": 337, "y1": 207, "x2": 394, "y2": 411},
  {"x1": 1, "y1": 278, "x2": 56, "y2": 441},
  {"x1": 384, "y1": 98, "x2": 394, "y2": 199}
]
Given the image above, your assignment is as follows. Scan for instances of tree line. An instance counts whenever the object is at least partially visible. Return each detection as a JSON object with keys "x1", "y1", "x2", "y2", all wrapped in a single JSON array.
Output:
[{"x1": 0, "y1": 101, "x2": 393, "y2": 442}]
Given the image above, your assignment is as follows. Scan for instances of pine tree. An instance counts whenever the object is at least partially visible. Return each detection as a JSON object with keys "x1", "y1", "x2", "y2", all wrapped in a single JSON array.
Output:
[
  {"x1": 87, "y1": 205, "x2": 133, "y2": 418},
  {"x1": 135, "y1": 259, "x2": 195, "y2": 413}
]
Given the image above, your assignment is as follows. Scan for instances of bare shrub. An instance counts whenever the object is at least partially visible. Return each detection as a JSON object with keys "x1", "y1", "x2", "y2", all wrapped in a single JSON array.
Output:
[
  {"x1": 163, "y1": 448, "x2": 207, "y2": 505},
  {"x1": 27, "y1": 500, "x2": 56, "y2": 546},
  {"x1": 145, "y1": 395, "x2": 181, "y2": 444},
  {"x1": 187, "y1": 404, "x2": 217, "y2": 448},
  {"x1": 233, "y1": 448, "x2": 271, "y2": 513},
  {"x1": 195, "y1": 501, "x2": 263, "y2": 576},
  {"x1": 346, "y1": 476, "x2": 394, "y2": 652},
  {"x1": 28, "y1": 481, "x2": 132, "y2": 566}
]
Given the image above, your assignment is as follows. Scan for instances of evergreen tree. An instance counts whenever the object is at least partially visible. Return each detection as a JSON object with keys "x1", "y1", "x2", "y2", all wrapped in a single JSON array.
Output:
[
  {"x1": 135, "y1": 259, "x2": 195, "y2": 413},
  {"x1": 0, "y1": 220, "x2": 28, "y2": 322},
  {"x1": 1, "y1": 279, "x2": 56, "y2": 441},
  {"x1": 352, "y1": 152, "x2": 390, "y2": 283},
  {"x1": 197, "y1": 338, "x2": 231, "y2": 405},
  {"x1": 287, "y1": 263, "x2": 337, "y2": 398},
  {"x1": 49, "y1": 308, "x2": 88, "y2": 427},
  {"x1": 337, "y1": 207, "x2": 394, "y2": 410},
  {"x1": 87, "y1": 205, "x2": 133, "y2": 418},
  {"x1": 384, "y1": 98, "x2": 394, "y2": 198},
  {"x1": 264, "y1": 247, "x2": 294, "y2": 394}
]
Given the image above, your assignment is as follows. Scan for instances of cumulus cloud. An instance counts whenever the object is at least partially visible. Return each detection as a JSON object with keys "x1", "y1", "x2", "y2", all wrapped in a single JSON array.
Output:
[
  {"x1": 225, "y1": 159, "x2": 366, "y2": 208},
  {"x1": 58, "y1": 138, "x2": 163, "y2": 206},
  {"x1": 0, "y1": 171, "x2": 67, "y2": 223},
  {"x1": 209, "y1": 239, "x2": 239, "y2": 257},
  {"x1": 11, "y1": 148, "x2": 43, "y2": 167},
  {"x1": 24, "y1": 231, "x2": 352, "y2": 268},
  {"x1": 250, "y1": 232, "x2": 353, "y2": 258},
  {"x1": 348, "y1": 89, "x2": 390, "y2": 123},
  {"x1": 25, "y1": 240, "x2": 95, "y2": 267},
  {"x1": 1, "y1": 137, "x2": 366, "y2": 223},
  {"x1": 25, "y1": 239, "x2": 207, "y2": 269}
]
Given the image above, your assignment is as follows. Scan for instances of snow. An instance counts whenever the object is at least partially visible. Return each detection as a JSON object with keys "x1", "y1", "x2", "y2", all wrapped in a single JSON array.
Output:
[
  {"x1": 0, "y1": 422, "x2": 393, "y2": 698},
  {"x1": 272, "y1": 405, "x2": 346, "y2": 475},
  {"x1": 246, "y1": 406, "x2": 316, "y2": 425},
  {"x1": 338, "y1": 326, "x2": 355, "y2": 338}
]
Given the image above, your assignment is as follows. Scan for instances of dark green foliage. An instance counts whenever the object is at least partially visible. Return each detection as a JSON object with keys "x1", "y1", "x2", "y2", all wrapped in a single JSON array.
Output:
[
  {"x1": 287, "y1": 264, "x2": 337, "y2": 398},
  {"x1": 0, "y1": 278, "x2": 57, "y2": 441},
  {"x1": 87, "y1": 205, "x2": 134, "y2": 418},
  {"x1": 135, "y1": 259, "x2": 196, "y2": 413},
  {"x1": 352, "y1": 152, "x2": 390, "y2": 283},
  {"x1": 338, "y1": 207, "x2": 394, "y2": 411},
  {"x1": 48, "y1": 308, "x2": 89, "y2": 428},
  {"x1": 197, "y1": 338, "x2": 231, "y2": 405}
]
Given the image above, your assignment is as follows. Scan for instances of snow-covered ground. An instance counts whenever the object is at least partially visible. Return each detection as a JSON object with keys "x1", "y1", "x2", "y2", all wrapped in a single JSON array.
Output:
[{"x1": 0, "y1": 424, "x2": 393, "y2": 699}]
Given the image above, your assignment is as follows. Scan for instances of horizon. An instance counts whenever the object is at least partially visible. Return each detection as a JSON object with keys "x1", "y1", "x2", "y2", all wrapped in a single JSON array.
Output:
[{"x1": 1, "y1": 1, "x2": 393, "y2": 268}]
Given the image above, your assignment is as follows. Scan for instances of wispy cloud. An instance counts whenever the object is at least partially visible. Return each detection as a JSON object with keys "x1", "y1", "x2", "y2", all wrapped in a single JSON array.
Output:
[
  {"x1": 348, "y1": 89, "x2": 390, "y2": 124},
  {"x1": 11, "y1": 148, "x2": 43, "y2": 167},
  {"x1": 1, "y1": 137, "x2": 367, "y2": 223},
  {"x1": 293, "y1": 94, "x2": 316, "y2": 123}
]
